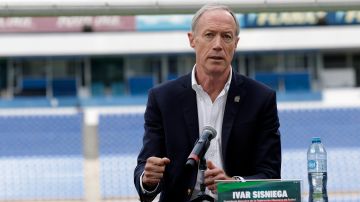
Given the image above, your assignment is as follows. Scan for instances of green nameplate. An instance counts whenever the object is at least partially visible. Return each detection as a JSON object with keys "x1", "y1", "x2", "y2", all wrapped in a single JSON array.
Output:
[{"x1": 217, "y1": 179, "x2": 301, "y2": 202}]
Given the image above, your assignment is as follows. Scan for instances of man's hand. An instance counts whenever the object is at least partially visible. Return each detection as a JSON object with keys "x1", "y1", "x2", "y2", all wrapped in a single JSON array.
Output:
[
  {"x1": 142, "y1": 157, "x2": 170, "y2": 190},
  {"x1": 204, "y1": 160, "x2": 232, "y2": 193}
]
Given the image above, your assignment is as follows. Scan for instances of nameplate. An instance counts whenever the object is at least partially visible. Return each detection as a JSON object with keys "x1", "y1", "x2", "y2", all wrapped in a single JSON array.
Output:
[{"x1": 217, "y1": 179, "x2": 301, "y2": 202}]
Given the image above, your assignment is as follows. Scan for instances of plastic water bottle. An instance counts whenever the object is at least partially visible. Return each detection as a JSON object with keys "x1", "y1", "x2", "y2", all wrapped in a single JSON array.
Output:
[{"x1": 307, "y1": 137, "x2": 328, "y2": 202}]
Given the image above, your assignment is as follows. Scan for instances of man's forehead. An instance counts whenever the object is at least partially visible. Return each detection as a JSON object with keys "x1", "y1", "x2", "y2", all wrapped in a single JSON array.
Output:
[
  {"x1": 198, "y1": 17, "x2": 237, "y2": 34},
  {"x1": 201, "y1": 9, "x2": 233, "y2": 20},
  {"x1": 193, "y1": 8, "x2": 238, "y2": 35},
  {"x1": 198, "y1": 10, "x2": 236, "y2": 27}
]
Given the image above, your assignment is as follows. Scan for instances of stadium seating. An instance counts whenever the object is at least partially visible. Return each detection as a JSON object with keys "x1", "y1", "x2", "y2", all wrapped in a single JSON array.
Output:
[
  {"x1": 128, "y1": 76, "x2": 154, "y2": 95},
  {"x1": 0, "y1": 114, "x2": 84, "y2": 199},
  {"x1": 1, "y1": 107, "x2": 359, "y2": 200},
  {"x1": 279, "y1": 108, "x2": 360, "y2": 194},
  {"x1": 91, "y1": 82, "x2": 105, "y2": 97},
  {"x1": 18, "y1": 78, "x2": 47, "y2": 96},
  {"x1": 96, "y1": 107, "x2": 360, "y2": 198},
  {"x1": 111, "y1": 82, "x2": 126, "y2": 96},
  {"x1": 277, "y1": 91, "x2": 322, "y2": 102},
  {"x1": 0, "y1": 97, "x2": 52, "y2": 108},
  {"x1": 255, "y1": 71, "x2": 311, "y2": 92},
  {"x1": 22, "y1": 78, "x2": 47, "y2": 91},
  {"x1": 52, "y1": 78, "x2": 77, "y2": 97},
  {"x1": 98, "y1": 114, "x2": 144, "y2": 197},
  {"x1": 254, "y1": 72, "x2": 281, "y2": 91},
  {"x1": 283, "y1": 72, "x2": 311, "y2": 91}
]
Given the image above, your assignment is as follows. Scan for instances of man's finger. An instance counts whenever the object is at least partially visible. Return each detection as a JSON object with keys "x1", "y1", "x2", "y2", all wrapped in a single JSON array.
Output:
[
  {"x1": 207, "y1": 160, "x2": 216, "y2": 169},
  {"x1": 148, "y1": 157, "x2": 163, "y2": 165},
  {"x1": 208, "y1": 184, "x2": 217, "y2": 192},
  {"x1": 161, "y1": 157, "x2": 170, "y2": 165},
  {"x1": 144, "y1": 171, "x2": 164, "y2": 179},
  {"x1": 144, "y1": 163, "x2": 165, "y2": 173},
  {"x1": 148, "y1": 156, "x2": 170, "y2": 166}
]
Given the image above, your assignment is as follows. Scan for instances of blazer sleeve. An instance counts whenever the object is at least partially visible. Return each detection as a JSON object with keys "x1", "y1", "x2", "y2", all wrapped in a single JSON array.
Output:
[
  {"x1": 134, "y1": 88, "x2": 166, "y2": 201},
  {"x1": 245, "y1": 90, "x2": 281, "y2": 179}
]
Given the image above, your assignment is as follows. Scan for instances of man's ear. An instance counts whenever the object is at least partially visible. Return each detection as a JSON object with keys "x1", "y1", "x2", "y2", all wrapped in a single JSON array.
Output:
[
  {"x1": 187, "y1": 32, "x2": 195, "y2": 48},
  {"x1": 235, "y1": 36, "x2": 240, "y2": 48}
]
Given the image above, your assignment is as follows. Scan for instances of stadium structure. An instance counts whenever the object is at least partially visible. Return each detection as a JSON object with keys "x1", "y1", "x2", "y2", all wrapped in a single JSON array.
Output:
[
  {"x1": 0, "y1": 0, "x2": 359, "y2": 104},
  {"x1": 0, "y1": 1, "x2": 359, "y2": 202}
]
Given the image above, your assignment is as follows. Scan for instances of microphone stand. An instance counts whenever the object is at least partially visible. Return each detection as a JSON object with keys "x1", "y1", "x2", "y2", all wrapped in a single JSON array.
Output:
[{"x1": 191, "y1": 157, "x2": 214, "y2": 202}]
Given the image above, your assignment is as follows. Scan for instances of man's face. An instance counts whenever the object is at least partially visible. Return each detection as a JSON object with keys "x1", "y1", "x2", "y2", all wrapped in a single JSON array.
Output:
[{"x1": 188, "y1": 9, "x2": 239, "y2": 76}]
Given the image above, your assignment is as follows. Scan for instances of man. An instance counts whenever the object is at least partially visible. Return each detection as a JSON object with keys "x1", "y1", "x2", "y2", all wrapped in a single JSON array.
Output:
[{"x1": 134, "y1": 3, "x2": 281, "y2": 202}]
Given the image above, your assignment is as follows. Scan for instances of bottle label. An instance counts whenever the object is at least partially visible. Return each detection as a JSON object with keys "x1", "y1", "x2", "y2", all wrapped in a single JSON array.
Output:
[
  {"x1": 308, "y1": 160, "x2": 316, "y2": 170},
  {"x1": 308, "y1": 159, "x2": 327, "y2": 172}
]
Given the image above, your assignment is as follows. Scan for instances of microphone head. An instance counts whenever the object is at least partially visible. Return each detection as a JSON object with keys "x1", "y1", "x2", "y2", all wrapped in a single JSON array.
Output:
[{"x1": 202, "y1": 126, "x2": 217, "y2": 140}]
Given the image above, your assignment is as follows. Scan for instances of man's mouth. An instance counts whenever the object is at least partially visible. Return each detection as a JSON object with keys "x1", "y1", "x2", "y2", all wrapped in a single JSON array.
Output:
[{"x1": 208, "y1": 56, "x2": 224, "y2": 60}]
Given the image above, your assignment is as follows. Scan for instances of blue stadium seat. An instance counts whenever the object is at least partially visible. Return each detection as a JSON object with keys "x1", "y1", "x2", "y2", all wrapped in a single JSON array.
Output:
[
  {"x1": 18, "y1": 78, "x2": 47, "y2": 96},
  {"x1": 52, "y1": 78, "x2": 77, "y2": 97},
  {"x1": 254, "y1": 72, "x2": 280, "y2": 91},
  {"x1": 91, "y1": 82, "x2": 105, "y2": 97},
  {"x1": 111, "y1": 82, "x2": 125, "y2": 96},
  {"x1": 22, "y1": 78, "x2": 47, "y2": 90},
  {"x1": 283, "y1": 72, "x2": 311, "y2": 91},
  {"x1": 128, "y1": 76, "x2": 154, "y2": 95}
]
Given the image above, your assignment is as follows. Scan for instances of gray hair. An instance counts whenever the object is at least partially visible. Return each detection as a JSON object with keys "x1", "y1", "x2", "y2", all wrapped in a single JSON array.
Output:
[{"x1": 191, "y1": 3, "x2": 240, "y2": 36}]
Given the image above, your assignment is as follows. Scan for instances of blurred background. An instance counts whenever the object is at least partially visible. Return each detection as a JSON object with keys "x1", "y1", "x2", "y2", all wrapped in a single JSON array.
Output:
[{"x1": 0, "y1": 0, "x2": 359, "y2": 201}]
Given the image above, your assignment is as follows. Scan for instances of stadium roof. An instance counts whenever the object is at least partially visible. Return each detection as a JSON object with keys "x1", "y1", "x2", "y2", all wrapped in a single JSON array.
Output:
[
  {"x1": 1, "y1": 0, "x2": 360, "y2": 17},
  {"x1": 1, "y1": 25, "x2": 360, "y2": 57}
]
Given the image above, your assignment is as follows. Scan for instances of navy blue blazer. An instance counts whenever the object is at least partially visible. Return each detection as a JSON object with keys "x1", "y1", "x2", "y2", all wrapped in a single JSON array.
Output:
[{"x1": 134, "y1": 72, "x2": 281, "y2": 202}]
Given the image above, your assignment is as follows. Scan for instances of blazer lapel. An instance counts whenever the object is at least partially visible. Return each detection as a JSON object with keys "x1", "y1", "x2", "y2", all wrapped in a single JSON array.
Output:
[
  {"x1": 179, "y1": 74, "x2": 199, "y2": 147},
  {"x1": 222, "y1": 73, "x2": 246, "y2": 161}
]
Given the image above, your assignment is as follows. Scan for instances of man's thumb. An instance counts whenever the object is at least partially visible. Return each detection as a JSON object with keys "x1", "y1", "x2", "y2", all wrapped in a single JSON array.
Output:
[
  {"x1": 207, "y1": 160, "x2": 216, "y2": 169},
  {"x1": 162, "y1": 157, "x2": 170, "y2": 165}
]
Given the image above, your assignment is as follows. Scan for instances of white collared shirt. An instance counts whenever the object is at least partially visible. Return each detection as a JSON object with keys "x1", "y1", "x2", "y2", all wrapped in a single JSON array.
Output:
[{"x1": 191, "y1": 65, "x2": 232, "y2": 199}]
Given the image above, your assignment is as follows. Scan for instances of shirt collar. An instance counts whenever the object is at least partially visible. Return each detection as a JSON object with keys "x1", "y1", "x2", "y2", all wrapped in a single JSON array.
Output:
[{"x1": 191, "y1": 65, "x2": 232, "y2": 93}]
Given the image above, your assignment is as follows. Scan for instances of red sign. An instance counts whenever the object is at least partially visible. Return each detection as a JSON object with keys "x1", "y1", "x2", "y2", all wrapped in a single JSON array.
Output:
[{"x1": 0, "y1": 16, "x2": 135, "y2": 33}]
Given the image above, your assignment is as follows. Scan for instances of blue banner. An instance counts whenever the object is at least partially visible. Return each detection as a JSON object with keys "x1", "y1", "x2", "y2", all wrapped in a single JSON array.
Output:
[
  {"x1": 243, "y1": 11, "x2": 360, "y2": 28},
  {"x1": 135, "y1": 11, "x2": 360, "y2": 31}
]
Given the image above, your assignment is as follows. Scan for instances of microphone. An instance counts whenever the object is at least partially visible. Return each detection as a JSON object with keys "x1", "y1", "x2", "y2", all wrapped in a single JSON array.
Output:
[{"x1": 186, "y1": 126, "x2": 217, "y2": 168}]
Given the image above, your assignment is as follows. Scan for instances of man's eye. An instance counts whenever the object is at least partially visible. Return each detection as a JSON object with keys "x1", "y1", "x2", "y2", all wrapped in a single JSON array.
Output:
[
  {"x1": 223, "y1": 34, "x2": 233, "y2": 42},
  {"x1": 205, "y1": 33, "x2": 214, "y2": 38}
]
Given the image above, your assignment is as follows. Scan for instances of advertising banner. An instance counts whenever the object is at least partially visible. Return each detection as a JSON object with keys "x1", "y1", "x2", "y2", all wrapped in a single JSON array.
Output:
[{"x1": 0, "y1": 16, "x2": 135, "y2": 33}]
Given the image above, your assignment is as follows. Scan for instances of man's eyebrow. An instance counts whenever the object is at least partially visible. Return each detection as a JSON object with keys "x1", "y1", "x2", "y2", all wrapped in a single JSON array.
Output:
[{"x1": 203, "y1": 29, "x2": 233, "y2": 33}]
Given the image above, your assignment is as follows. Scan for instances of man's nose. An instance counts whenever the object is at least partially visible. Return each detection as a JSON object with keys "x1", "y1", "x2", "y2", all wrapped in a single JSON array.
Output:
[{"x1": 212, "y1": 35, "x2": 223, "y2": 51}]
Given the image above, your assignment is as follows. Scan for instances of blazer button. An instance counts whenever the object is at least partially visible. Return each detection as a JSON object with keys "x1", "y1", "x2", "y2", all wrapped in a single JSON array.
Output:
[{"x1": 187, "y1": 188, "x2": 192, "y2": 196}]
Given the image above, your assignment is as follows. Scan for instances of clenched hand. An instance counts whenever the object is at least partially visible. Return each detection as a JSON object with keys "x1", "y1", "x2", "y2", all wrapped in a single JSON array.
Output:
[{"x1": 142, "y1": 157, "x2": 170, "y2": 190}]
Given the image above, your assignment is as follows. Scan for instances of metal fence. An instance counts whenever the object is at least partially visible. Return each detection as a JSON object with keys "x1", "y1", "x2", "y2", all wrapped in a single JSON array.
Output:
[{"x1": 0, "y1": 105, "x2": 359, "y2": 201}]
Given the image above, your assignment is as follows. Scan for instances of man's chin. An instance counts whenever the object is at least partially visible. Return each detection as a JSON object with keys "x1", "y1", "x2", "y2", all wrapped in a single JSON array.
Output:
[{"x1": 205, "y1": 65, "x2": 229, "y2": 76}]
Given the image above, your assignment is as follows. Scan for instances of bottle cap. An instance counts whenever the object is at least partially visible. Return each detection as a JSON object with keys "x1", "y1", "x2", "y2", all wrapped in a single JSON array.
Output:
[{"x1": 311, "y1": 137, "x2": 321, "y2": 143}]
